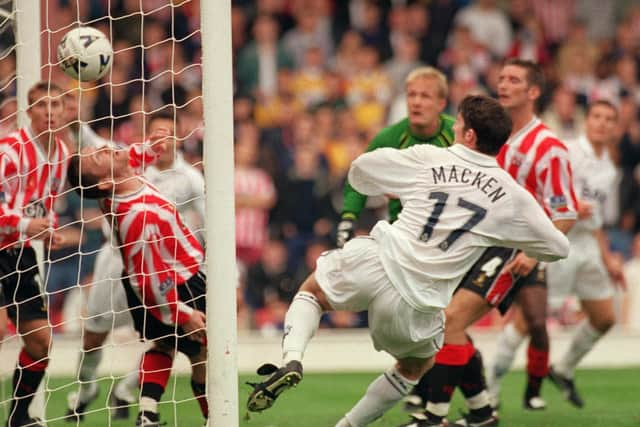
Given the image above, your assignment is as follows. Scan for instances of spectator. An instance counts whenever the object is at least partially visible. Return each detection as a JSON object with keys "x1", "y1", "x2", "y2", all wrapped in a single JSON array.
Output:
[
  {"x1": 454, "y1": 0, "x2": 512, "y2": 57},
  {"x1": 234, "y1": 122, "x2": 277, "y2": 268},
  {"x1": 236, "y1": 13, "x2": 294, "y2": 99}
]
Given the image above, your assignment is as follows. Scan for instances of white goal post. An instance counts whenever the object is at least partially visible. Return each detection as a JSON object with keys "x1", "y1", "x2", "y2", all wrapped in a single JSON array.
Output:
[
  {"x1": 201, "y1": 0, "x2": 239, "y2": 426},
  {"x1": 7, "y1": 0, "x2": 239, "y2": 425}
]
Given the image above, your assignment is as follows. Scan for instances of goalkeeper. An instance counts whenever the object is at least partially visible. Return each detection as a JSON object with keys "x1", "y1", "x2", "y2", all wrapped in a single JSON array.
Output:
[{"x1": 337, "y1": 67, "x2": 454, "y2": 247}]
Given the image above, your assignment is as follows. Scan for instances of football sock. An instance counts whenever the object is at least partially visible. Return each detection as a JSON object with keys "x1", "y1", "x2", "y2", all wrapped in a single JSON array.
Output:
[
  {"x1": 492, "y1": 323, "x2": 525, "y2": 379},
  {"x1": 555, "y1": 320, "x2": 602, "y2": 379},
  {"x1": 282, "y1": 291, "x2": 322, "y2": 364},
  {"x1": 526, "y1": 345, "x2": 549, "y2": 398},
  {"x1": 412, "y1": 367, "x2": 432, "y2": 406},
  {"x1": 139, "y1": 350, "x2": 173, "y2": 413},
  {"x1": 426, "y1": 342, "x2": 475, "y2": 419},
  {"x1": 114, "y1": 368, "x2": 139, "y2": 402},
  {"x1": 191, "y1": 380, "x2": 208, "y2": 418},
  {"x1": 461, "y1": 349, "x2": 492, "y2": 418},
  {"x1": 342, "y1": 366, "x2": 418, "y2": 427},
  {"x1": 10, "y1": 349, "x2": 48, "y2": 421},
  {"x1": 77, "y1": 348, "x2": 102, "y2": 402}
]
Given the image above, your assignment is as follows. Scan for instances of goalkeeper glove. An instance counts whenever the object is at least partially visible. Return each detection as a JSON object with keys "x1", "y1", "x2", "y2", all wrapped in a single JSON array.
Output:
[{"x1": 336, "y1": 218, "x2": 355, "y2": 248}]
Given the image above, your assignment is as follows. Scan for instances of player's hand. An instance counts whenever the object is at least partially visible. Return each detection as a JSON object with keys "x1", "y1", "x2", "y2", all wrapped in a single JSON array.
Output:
[
  {"x1": 605, "y1": 253, "x2": 627, "y2": 291},
  {"x1": 148, "y1": 127, "x2": 171, "y2": 154},
  {"x1": 182, "y1": 309, "x2": 206, "y2": 343},
  {"x1": 577, "y1": 200, "x2": 593, "y2": 220},
  {"x1": 44, "y1": 231, "x2": 66, "y2": 251},
  {"x1": 336, "y1": 219, "x2": 355, "y2": 248},
  {"x1": 25, "y1": 218, "x2": 53, "y2": 239},
  {"x1": 505, "y1": 252, "x2": 538, "y2": 277}
]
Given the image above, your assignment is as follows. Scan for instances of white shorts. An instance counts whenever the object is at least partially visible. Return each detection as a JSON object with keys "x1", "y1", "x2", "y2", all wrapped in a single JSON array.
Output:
[
  {"x1": 315, "y1": 237, "x2": 444, "y2": 359},
  {"x1": 547, "y1": 233, "x2": 613, "y2": 310},
  {"x1": 84, "y1": 243, "x2": 133, "y2": 333}
]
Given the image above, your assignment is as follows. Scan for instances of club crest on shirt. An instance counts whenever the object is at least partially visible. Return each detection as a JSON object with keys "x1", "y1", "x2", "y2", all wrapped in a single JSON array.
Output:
[
  {"x1": 549, "y1": 195, "x2": 568, "y2": 210},
  {"x1": 158, "y1": 278, "x2": 175, "y2": 295}
]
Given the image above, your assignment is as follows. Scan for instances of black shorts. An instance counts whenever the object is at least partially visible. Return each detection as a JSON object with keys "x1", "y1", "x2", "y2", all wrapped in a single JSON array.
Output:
[
  {"x1": 0, "y1": 246, "x2": 48, "y2": 322},
  {"x1": 456, "y1": 247, "x2": 546, "y2": 315},
  {"x1": 122, "y1": 271, "x2": 206, "y2": 358}
]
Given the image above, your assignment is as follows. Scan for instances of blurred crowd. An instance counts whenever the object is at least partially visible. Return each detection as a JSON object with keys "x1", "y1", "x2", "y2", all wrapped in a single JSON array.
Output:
[{"x1": 1, "y1": 0, "x2": 640, "y2": 332}]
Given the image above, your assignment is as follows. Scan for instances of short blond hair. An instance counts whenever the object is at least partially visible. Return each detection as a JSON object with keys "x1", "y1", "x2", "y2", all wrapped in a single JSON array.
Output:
[{"x1": 405, "y1": 66, "x2": 448, "y2": 99}]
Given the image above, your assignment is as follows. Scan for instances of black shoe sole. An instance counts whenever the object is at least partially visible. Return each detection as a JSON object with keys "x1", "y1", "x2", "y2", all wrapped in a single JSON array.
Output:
[{"x1": 247, "y1": 370, "x2": 302, "y2": 412}]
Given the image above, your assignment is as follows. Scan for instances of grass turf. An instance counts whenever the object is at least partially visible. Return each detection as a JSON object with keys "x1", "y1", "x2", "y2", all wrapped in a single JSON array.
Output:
[{"x1": 1, "y1": 369, "x2": 638, "y2": 426}]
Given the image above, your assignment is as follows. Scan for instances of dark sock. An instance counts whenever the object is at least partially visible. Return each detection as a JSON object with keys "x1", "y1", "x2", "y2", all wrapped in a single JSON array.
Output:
[
  {"x1": 460, "y1": 349, "x2": 492, "y2": 418},
  {"x1": 10, "y1": 349, "x2": 48, "y2": 422},
  {"x1": 425, "y1": 342, "x2": 475, "y2": 418}
]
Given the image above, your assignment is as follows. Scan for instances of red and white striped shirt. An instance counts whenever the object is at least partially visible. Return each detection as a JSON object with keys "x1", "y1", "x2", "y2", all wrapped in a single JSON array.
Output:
[
  {"x1": 103, "y1": 147, "x2": 204, "y2": 326},
  {"x1": 0, "y1": 127, "x2": 70, "y2": 250},
  {"x1": 234, "y1": 167, "x2": 275, "y2": 249},
  {"x1": 497, "y1": 117, "x2": 578, "y2": 221}
]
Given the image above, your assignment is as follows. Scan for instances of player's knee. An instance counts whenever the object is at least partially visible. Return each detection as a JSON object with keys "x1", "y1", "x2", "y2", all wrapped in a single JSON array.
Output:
[
  {"x1": 83, "y1": 331, "x2": 108, "y2": 351},
  {"x1": 591, "y1": 315, "x2": 615, "y2": 334}
]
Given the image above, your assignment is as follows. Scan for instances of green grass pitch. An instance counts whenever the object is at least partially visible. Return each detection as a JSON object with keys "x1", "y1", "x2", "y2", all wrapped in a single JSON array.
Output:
[{"x1": 1, "y1": 369, "x2": 638, "y2": 426}]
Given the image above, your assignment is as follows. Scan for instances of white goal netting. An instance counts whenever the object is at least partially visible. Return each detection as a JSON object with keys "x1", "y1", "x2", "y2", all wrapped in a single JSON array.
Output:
[{"x1": 0, "y1": 1, "x2": 211, "y2": 426}]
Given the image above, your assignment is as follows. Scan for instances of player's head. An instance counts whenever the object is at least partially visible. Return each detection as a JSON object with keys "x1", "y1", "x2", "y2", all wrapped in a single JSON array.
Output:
[
  {"x1": 67, "y1": 145, "x2": 131, "y2": 199},
  {"x1": 585, "y1": 99, "x2": 618, "y2": 147},
  {"x1": 454, "y1": 95, "x2": 512, "y2": 156},
  {"x1": 405, "y1": 66, "x2": 448, "y2": 133},
  {"x1": 27, "y1": 81, "x2": 65, "y2": 135},
  {"x1": 497, "y1": 59, "x2": 544, "y2": 111},
  {"x1": 148, "y1": 108, "x2": 179, "y2": 167}
]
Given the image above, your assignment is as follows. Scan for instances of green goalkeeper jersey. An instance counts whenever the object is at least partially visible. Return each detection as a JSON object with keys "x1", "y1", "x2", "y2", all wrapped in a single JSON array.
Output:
[{"x1": 341, "y1": 114, "x2": 455, "y2": 222}]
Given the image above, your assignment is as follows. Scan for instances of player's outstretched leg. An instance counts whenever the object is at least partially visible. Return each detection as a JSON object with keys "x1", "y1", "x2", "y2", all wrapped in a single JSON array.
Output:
[{"x1": 247, "y1": 289, "x2": 322, "y2": 412}]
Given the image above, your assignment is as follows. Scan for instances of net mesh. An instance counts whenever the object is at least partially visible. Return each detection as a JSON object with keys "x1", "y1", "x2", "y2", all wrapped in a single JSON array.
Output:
[{"x1": 0, "y1": 1, "x2": 205, "y2": 425}]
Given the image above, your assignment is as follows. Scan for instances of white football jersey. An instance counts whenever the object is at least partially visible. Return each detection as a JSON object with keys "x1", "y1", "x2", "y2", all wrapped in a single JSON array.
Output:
[
  {"x1": 566, "y1": 136, "x2": 616, "y2": 235},
  {"x1": 348, "y1": 144, "x2": 569, "y2": 312},
  {"x1": 144, "y1": 153, "x2": 205, "y2": 244}
]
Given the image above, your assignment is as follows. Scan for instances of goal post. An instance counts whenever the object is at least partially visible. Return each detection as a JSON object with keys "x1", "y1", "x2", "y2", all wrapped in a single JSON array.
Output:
[{"x1": 201, "y1": 0, "x2": 240, "y2": 426}]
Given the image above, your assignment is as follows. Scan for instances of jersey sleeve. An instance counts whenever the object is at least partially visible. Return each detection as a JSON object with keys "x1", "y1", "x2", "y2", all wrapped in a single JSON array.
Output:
[
  {"x1": 121, "y1": 209, "x2": 194, "y2": 326},
  {"x1": 128, "y1": 142, "x2": 161, "y2": 174},
  {"x1": 0, "y1": 148, "x2": 29, "y2": 244},
  {"x1": 498, "y1": 186, "x2": 570, "y2": 262},
  {"x1": 348, "y1": 146, "x2": 426, "y2": 200},
  {"x1": 539, "y1": 142, "x2": 578, "y2": 221},
  {"x1": 340, "y1": 131, "x2": 392, "y2": 218}
]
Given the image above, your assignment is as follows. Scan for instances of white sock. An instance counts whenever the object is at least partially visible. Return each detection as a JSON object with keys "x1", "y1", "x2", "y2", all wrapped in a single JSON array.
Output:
[
  {"x1": 466, "y1": 390, "x2": 491, "y2": 410},
  {"x1": 343, "y1": 366, "x2": 418, "y2": 427},
  {"x1": 78, "y1": 349, "x2": 102, "y2": 402},
  {"x1": 114, "y1": 369, "x2": 139, "y2": 403},
  {"x1": 282, "y1": 291, "x2": 323, "y2": 364},
  {"x1": 492, "y1": 323, "x2": 525, "y2": 379},
  {"x1": 555, "y1": 320, "x2": 603, "y2": 379},
  {"x1": 139, "y1": 396, "x2": 158, "y2": 413}
]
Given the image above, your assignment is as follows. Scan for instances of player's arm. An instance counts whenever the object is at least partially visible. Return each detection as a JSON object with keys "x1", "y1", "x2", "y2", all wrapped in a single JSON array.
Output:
[
  {"x1": 128, "y1": 127, "x2": 172, "y2": 173},
  {"x1": 348, "y1": 145, "x2": 425, "y2": 199},
  {"x1": 595, "y1": 228, "x2": 627, "y2": 289},
  {"x1": 122, "y1": 210, "x2": 195, "y2": 326},
  {"x1": 0, "y1": 151, "x2": 52, "y2": 244},
  {"x1": 541, "y1": 143, "x2": 578, "y2": 232},
  {"x1": 502, "y1": 188, "x2": 570, "y2": 263},
  {"x1": 339, "y1": 130, "x2": 399, "y2": 246}
]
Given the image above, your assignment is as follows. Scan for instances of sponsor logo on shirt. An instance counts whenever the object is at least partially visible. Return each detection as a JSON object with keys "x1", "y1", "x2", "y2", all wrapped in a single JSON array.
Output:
[{"x1": 158, "y1": 278, "x2": 174, "y2": 296}]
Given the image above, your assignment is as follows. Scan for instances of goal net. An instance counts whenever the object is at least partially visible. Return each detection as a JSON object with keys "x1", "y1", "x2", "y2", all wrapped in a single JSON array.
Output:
[{"x1": 0, "y1": 1, "x2": 236, "y2": 426}]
